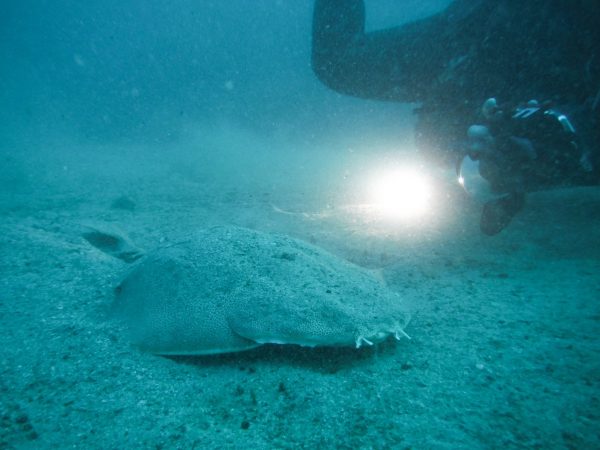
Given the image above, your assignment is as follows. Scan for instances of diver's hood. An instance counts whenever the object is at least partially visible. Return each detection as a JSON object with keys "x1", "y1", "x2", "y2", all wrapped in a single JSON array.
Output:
[{"x1": 458, "y1": 155, "x2": 505, "y2": 203}]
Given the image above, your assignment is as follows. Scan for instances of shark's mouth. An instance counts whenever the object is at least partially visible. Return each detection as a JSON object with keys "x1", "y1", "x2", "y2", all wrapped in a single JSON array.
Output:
[{"x1": 355, "y1": 326, "x2": 411, "y2": 349}]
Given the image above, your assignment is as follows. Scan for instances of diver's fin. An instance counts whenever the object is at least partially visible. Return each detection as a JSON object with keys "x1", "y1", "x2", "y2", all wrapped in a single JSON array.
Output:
[
  {"x1": 82, "y1": 224, "x2": 144, "y2": 263},
  {"x1": 480, "y1": 193, "x2": 525, "y2": 236}
]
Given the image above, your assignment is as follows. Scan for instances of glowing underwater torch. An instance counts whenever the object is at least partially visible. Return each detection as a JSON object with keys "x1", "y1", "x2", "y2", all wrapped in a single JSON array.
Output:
[{"x1": 368, "y1": 167, "x2": 433, "y2": 220}]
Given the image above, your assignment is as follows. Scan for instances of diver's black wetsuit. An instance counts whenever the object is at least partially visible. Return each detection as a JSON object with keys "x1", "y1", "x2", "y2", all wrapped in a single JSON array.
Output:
[{"x1": 312, "y1": 0, "x2": 600, "y2": 233}]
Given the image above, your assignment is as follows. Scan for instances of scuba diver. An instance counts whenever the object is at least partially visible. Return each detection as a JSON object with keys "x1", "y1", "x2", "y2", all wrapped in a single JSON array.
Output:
[{"x1": 312, "y1": 0, "x2": 600, "y2": 235}]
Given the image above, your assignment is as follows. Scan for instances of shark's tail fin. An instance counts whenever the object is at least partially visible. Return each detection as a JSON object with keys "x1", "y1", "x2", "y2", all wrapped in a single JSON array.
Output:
[{"x1": 82, "y1": 224, "x2": 144, "y2": 263}]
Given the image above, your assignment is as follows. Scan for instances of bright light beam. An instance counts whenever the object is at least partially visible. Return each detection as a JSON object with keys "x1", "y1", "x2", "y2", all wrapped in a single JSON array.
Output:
[{"x1": 369, "y1": 168, "x2": 432, "y2": 220}]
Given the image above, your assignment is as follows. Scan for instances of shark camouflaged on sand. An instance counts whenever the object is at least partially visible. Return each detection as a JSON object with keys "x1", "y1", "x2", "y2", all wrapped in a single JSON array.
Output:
[{"x1": 83, "y1": 225, "x2": 411, "y2": 355}]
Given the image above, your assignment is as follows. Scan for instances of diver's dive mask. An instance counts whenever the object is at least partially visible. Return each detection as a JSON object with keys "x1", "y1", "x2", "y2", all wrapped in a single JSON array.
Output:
[{"x1": 457, "y1": 124, "x2": 506, "y2": 203}]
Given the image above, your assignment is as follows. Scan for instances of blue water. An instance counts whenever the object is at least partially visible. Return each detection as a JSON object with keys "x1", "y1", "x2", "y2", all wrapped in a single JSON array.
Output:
[
  {"x1": 1, "y1": 1, "x2": 599, "y2": 449},
  {"x1": 1, "y1": 0, "x2": 449, "y2": 144}
]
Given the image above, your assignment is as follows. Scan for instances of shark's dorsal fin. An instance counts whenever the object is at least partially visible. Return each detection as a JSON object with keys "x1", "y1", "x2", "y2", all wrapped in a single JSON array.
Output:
[{"x1": 82, "y1": 223, "x2": 144, "y2": 263}]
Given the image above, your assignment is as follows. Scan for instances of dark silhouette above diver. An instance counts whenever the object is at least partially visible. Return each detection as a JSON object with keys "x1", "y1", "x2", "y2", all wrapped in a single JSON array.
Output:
[{"x1": 312, "y1": 0, "x2": 600, "y2": 235}]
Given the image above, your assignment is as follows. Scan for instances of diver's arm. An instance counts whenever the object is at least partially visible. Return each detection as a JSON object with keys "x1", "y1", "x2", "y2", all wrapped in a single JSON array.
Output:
[
  {"x1": 311, "y1": 0, "x2": 483, "y2": 102},
  {"x1": 311, "y1": 0, "x2": 442, "y2": 102}
]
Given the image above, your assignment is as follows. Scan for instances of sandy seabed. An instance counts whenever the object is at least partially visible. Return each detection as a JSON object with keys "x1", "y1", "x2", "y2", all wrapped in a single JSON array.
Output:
[{"x1": 1, "y1": 129, "x2": 599, "y2": 449}]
